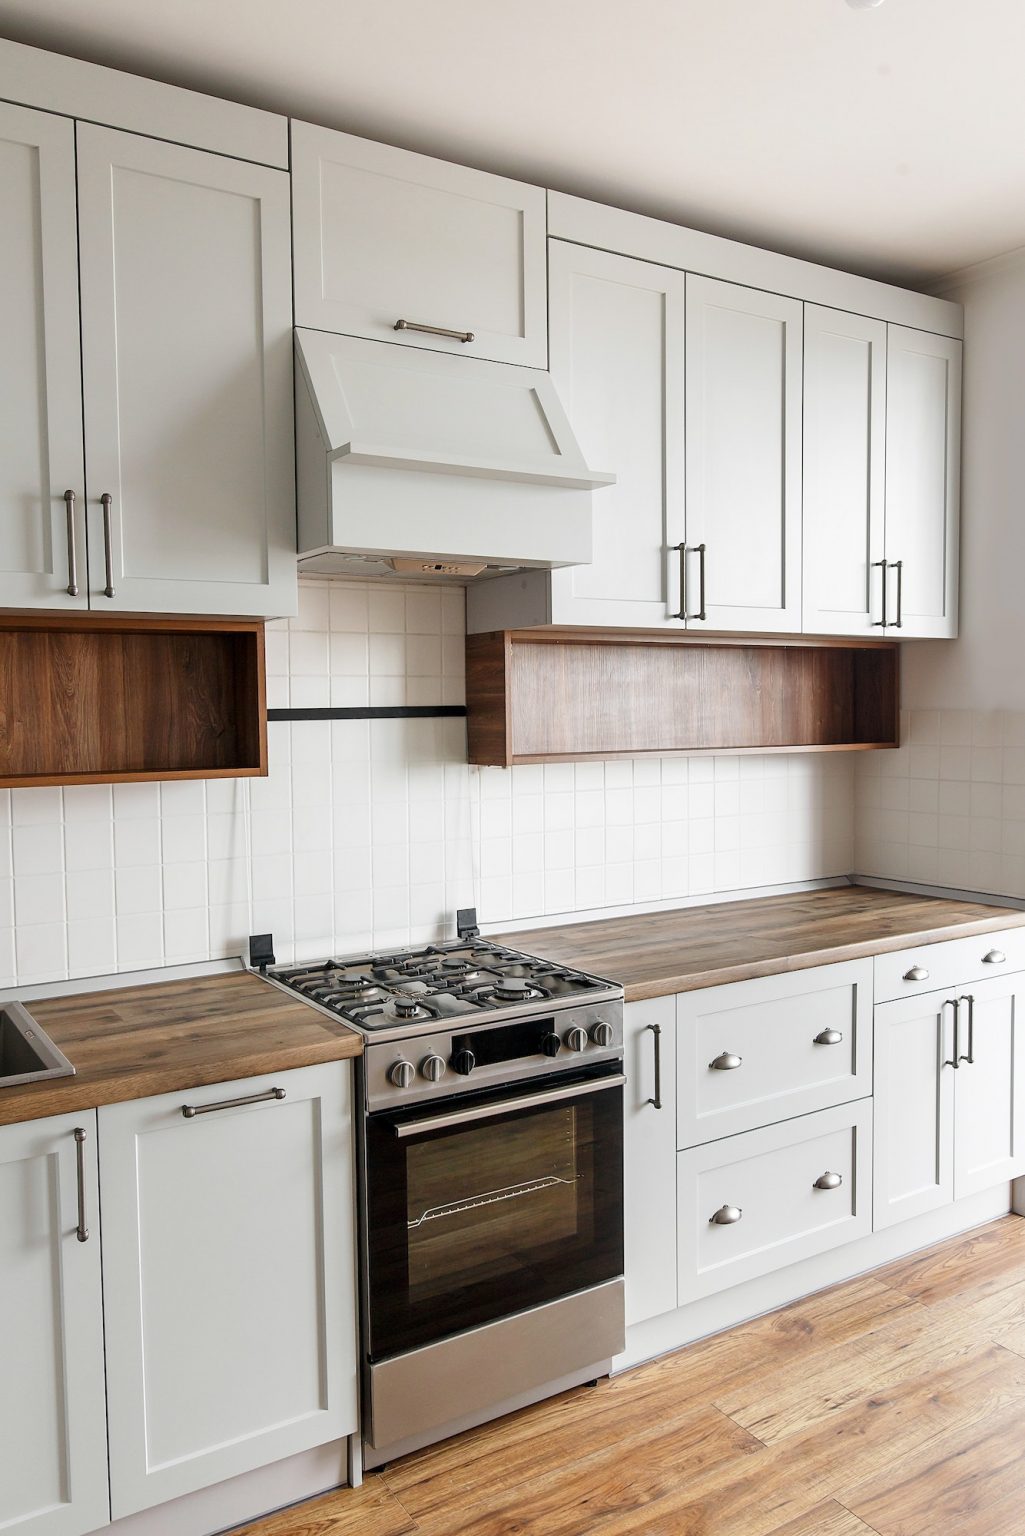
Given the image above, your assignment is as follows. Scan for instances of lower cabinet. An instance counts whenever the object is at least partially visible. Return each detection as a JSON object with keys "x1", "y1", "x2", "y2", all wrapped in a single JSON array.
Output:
[
  {"x1": 99, "y1": 1063, "x2": 358, "y2": 1519},
  {"x1": 874, "y1": 974, "x2": 1025, "y2": 1229},
  {"x1": 677, "y1": 1099, "x2": 873, "y2": 1304},
  {"x1": 0, "y1": 1112, "x2": 109, "y2": 1536},
  {"x1": 623, "y1": 996, "x2": 678, "y2": 1326}
]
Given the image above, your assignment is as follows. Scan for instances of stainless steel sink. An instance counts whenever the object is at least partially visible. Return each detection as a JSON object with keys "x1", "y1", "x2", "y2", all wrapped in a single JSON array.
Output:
[{"x1": 0, "y1": 1002, "x2": 75, "y2": 1087}]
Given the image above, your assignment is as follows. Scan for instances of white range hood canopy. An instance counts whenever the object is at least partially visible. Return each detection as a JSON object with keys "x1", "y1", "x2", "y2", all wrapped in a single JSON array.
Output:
[{"x1": 294, "y1": 330, "x2": 613, "y2": 578}]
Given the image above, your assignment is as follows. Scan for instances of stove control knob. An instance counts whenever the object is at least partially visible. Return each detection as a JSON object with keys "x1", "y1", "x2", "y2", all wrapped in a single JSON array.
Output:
[
  {"x1": 540, "y1": 1032, "x2": 562, "y2": 1058},
  {"x1": 590, "y1": 1021, "x2": 615, "y2": 1049},
  {"x1": 389, "y1": 1060, "x2": 415, "y2": 1089},
  {"x1": 421, "y1": 1054, "x2": 447, "y2": 1083},
  {"x1": 564, "y1": 1026, "x2": 589, "y2": 1054},
  {"x1": 452, "y1": 1047, "x2": 476, "y2": 1076}
]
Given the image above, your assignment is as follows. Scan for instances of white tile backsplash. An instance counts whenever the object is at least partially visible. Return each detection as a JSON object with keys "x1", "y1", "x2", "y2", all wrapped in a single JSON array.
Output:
[{"x1": 0, "y1": 579, "x2": 857, "y2": 987}]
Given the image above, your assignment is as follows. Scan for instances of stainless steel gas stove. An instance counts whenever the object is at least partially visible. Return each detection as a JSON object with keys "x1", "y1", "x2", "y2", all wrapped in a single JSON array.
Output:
[{"x1": 253, "y1": 916, "x2": 626, "y2": 1470}]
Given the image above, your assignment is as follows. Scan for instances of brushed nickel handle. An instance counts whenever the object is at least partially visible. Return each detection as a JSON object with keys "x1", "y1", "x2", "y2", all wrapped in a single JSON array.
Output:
[
  {"x1": 893, "y1": 558, "x2": 904, "y2": 629},
  {"x1": 942, "y1": 997, "x2": 960, "y2": 1069},
  {"x1": 182, "y1": 1086, "x2": 286, "y2": 1118},
  {"x1": 983, "y1": 949, "x2": 1007, "y2": 965},
  {"x1": 958, "y1": 994, "x2": 975, "y2": 1065},
  {"x1": 673, "y1": 542, "x2": 687, "y2": 621},
  {"x1": 394, "y1": 318, "x2": 474, "y2": 344},
  {"x1": 710, "y1": 1050, "x2": 742, "y2": 1071},
  {"x1": 710, "y1": 1204, "x2": 742, "y2": 1225},
  {"x1": 695, "y1": 542, "x2": 707, "y2": 621},
  {"x1": 904, "y1": 965, "x2": 930, "y2": 982},
  {"x1": 74, "y1": 1127, "x2": 89, "y2": 1242},
  {"x1": 646, "y1": 1023, "x2": 663, "y2": 1110},
  {"x1": 63, "y1": 489, "x2": 79, "y2": 596},
  {"x1": 873, "y1": 559, "x2": 889, "y2": 627},
  {"x1": 813, "y1": 1171, "x2": 843, "y2": 1191},
  {"x1": 814, "y1": 1028, "x2": 843, "y2": 1046},
  {"x1": 396, "y1": 1074, "x2": 624, "y2": 1137},
  {"x1": 100, "y1": 492, "x2": 115, "y2": 598}
]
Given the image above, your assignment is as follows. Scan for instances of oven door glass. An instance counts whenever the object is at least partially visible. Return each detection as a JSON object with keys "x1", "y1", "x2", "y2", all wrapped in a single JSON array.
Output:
[{"x1": 365, "y1": 1067, "x2": 623, "y2": 1360}]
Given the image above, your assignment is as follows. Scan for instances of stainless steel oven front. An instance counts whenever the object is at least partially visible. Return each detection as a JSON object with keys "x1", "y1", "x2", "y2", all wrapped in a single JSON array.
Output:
[{"x1": 358, "y1": 1043, "x2": 625, "y2": 1463}]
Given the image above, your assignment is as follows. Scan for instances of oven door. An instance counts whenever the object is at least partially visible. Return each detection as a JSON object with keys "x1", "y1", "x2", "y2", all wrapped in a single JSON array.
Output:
[{"x1": 364, "y1": 1065, "x2": 624, "y2": 1361}]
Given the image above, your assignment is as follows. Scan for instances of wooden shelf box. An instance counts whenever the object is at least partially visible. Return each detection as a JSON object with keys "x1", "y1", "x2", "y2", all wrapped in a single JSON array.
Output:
[{"x1": 466, "y1": 629, "x2": 899, "y2": 766}]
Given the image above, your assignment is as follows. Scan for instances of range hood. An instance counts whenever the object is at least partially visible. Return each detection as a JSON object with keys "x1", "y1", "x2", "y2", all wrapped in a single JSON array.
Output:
[{"x1": 294, "y1": 330, "x2": 613, "y2": 579}]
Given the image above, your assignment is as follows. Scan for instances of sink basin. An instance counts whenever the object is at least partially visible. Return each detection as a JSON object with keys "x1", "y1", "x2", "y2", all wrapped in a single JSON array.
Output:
[{"x1": 0, "y1": 1002, "x2": 75, "y2": 1087}]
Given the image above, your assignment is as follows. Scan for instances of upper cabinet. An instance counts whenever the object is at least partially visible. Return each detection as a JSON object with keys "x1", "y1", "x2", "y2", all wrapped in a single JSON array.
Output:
[
  {"x1": 76, "y1": 125, "x2": 295, "y2": 617},
  {"x1": 291, "y1": 121, "x2": 548, "y2": 367},
  {"x1": 684, "y1": 277, "x2": 803, "y2": 633},
  {"x1": 0, "y1": 103, "x2": 87, "y2": 609}
]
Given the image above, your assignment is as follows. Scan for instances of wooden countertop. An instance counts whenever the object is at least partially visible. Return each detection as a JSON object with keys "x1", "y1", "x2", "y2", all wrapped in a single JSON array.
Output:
[
  {"x1": 0, "y1": 970, "x2": 361, "y2": 1127},
  {"x1": 495, "y1": 885, "x2": 1025, "y2": 1002}
]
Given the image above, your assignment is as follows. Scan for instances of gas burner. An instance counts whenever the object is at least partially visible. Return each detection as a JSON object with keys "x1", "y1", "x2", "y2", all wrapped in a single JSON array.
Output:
[
  {"x1": 392, "y1": 997, "x2": 422, "y2": 1020},
  {"x1": 492, "y1": 977, "x2": 543, "y2": 1002}
]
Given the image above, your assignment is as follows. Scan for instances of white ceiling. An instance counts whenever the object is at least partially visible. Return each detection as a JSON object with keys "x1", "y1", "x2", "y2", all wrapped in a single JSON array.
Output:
[{"x1": 0, "y1": 0, "x2": 1021, "y2": 287}]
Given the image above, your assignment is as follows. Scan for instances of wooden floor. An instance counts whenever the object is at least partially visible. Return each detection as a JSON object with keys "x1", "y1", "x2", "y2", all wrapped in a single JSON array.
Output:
[{"x1": 236, "y1": 1216, "x2": 1025, "y2": 1536}]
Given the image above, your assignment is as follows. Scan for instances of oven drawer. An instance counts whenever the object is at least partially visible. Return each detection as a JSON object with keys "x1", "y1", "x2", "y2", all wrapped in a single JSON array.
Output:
[
  {"x1": 677, "y1": 960, "x2": 872, "y2": 1148},
  {"x1": 875, "y1": 925, "x2": 1025, "y2": 1003},
  {"x1": 677, "y1": 1099, "x2": 872, "y2": 1304}
]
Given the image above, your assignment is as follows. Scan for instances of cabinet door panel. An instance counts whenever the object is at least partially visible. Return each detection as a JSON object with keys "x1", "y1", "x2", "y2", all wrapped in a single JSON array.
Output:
[
  {"x1": 291, "y1": 121, "x2": 547, "y2": 367},
  {"x1": 884, "y1": 325, "x2": 961, "y2": 638},
  {"x1": 0, "y1": 102, "x2": 86, "y2": 610},
  {"x1": 873, "y1": 990, "x2": 956, "y2": 1229},
  {"x1": 685, "y1": 276, "x2": 802, "y2": 632},
  {"x1": 803, "y1": 305, "x2": 886, "y2": 635},
  {"x1": 548, "y1": 243, "x2": 685, "y2": 626},
  {"x1": 99, "y1": 1064, "x2": 357, "y2": 1517},
  {"x1": 954, "y1": 976, "x2": 1025, "y2": 1198},
  {"x1": 0, "y1": 1112, "x2": 108, "y2": 1536},
  {"x1": 623, "y1": 996, "x2": 677, "y2": 1326},
  {"x1": 76, "y1": 124, "x2": 296, "y2": 616}
]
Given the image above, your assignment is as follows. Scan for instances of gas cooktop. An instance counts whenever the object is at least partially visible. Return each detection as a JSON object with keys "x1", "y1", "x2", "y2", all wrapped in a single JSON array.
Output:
[{"x1": 262, "y1": 938, "x2": 621, "y2": 1033}]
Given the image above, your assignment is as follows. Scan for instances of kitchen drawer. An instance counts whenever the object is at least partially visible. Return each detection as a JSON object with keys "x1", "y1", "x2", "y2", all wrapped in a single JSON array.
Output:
[
  {"x1": 677, "y1": 960, "x2": 872, "y2": 1148},
  {"x1": 678, "y1": 1100, "x2": 872, "y2": 1304},
  {"x1": 874, "y1": 925, "x2": 1025, "y2": 1003}
]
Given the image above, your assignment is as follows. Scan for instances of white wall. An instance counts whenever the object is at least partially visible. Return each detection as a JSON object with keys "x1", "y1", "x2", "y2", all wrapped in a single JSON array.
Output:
[{"x1": 0, "y1": 578, "x2": 855, "y2": 989}]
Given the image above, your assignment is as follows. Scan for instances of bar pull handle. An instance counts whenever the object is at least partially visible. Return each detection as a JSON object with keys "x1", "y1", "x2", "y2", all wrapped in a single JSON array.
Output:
[
  {"x1": 709, "y1": 1051, "x2": 742, "y2": 1071},
  {"x1": 893, "y1": 558, "x2": 904, "y2": 629},
  {"x1": 814, "y1": 1028, "x2": 843, "y2": 1046},
  {"x1": 394, "y1": 318, "x2": 475, "y2": 344},
  {"x1": 813, "y1": 1171, "x2": 843, "y2": 1191},
  {"x1": 74, "y1": 1127, "x2": 89, "y2": 1242},
  {"x1": 958, "y1": 995, "x2": 975, "y2": 1065},
  {"x1": 63, "y1": 489, "x2": 79, "y2": 596},
  {"x1": 646, "y1": 1023, "x2": 663, "y2": 1110},
  {"x1": 942, "y1": 998, "x2": 961, "y2": 1069},
  {"x1": 100, "y1": 492, "x2": 115, "y2": 598},
  {"x1": 673, "y1": 542, "x2": 687, "y2": 621},
  {"x1": 694, "y1": 543, "x2": 707, "y2": 621},
  {"x1": 873, "y1": 559, "x2": 889, "y2": 627},
  {"x1": 182, "y1": 1086, "x2": 286, "y2": 1119},
  {"x1": 710, "y1": 1204, "x2": 742, "y2": 1225}
]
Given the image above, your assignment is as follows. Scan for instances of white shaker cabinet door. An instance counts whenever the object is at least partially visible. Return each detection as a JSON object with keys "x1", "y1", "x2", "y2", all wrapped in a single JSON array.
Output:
[
  {"x1": 547, "y1": 243, "x2": 685, "y2": 627},
  {"x1": 622, "y1": 995, "x2": 677, "y2": 1327},
  {"x1": 873, "y1": 989, "x2": 956, "y2": 1229},
  {"x1": 953, "y1": 975, "x2": 1025, "y2": 1199},
  {"x1": 76, "y1": 124, "x2": 296, "y2": 617},
  {"x1": 802, "y1": 305, "x2": 887, "y2": 635},
  {"x1": 0, "y1": 1112, "x2": 108, "y2": 1536},
  {"x1": 684, "y1": 276, "x2": 803, "y2": 633},
  {"x1": 291, "y1": 121, "x2": 547, "y2": 367},
  {"x1": 99, "y1": 1064, "x2": 358, "y2": 1519},
  {"x1": 884, "y1": 325, "x2": 961, "y2": 638},
  {"x1": 0, "y1": 103, "x2": 87, "y2": 609}
]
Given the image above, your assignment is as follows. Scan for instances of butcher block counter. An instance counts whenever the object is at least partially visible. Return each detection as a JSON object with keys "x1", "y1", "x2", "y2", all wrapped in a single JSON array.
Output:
[
  {"x1": 0, "y1": 969, "x2": 361, "y2": 1127},
  {"x1": 495, "y1": 884, "x2": 1025, "y2": 1002}
]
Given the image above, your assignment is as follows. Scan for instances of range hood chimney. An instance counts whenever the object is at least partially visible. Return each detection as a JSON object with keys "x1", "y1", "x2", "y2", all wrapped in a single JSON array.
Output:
[{"x1": 294, "y1": 330, "x2": 613, "y2": 579}]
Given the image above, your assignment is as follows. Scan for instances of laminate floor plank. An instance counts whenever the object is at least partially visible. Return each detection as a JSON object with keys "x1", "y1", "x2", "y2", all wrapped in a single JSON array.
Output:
[
  {"x1": 231, "y1": 1482, "x2": 416, "y2": 1536},
  {"x1": 762, "y1": 1502, "x2": 884, "y2": 1536},
  {"x1": 872, "y1": 1216, "x2": 1025, "y2": 1307}
]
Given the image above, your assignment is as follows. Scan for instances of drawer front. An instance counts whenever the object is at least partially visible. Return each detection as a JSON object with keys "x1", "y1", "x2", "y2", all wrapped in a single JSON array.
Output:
[
  {"x1": 875, "y1": 925, "x2": 1025, "y2": 1003},
  {"x1": 678, "y1": 1100, "x2": 872, "y2": 1304},
  {"x1": 677, "y1": 960, "x2": 872, "y2": 1148}
]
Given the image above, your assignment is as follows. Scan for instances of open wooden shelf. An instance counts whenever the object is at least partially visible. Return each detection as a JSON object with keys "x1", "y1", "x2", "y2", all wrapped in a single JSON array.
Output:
[
  {"x1": 466, "y1": 628, "x2": 899, "y2": 766},
  {"x1": 0, "y1": 613, "x2": 266, "y2": 787}
]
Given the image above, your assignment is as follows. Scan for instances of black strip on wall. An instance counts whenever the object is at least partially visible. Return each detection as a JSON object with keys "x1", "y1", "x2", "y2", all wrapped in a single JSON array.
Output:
[{"x1": 267, "y1": 705, "x2": 468, "y2": 723}]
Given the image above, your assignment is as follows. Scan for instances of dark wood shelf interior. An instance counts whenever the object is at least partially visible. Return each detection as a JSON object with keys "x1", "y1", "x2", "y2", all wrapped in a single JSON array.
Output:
[
  {"x1": 0, "y1": 614, "x2": 266, "y2": 787},
  {"x1": 467, "y1": 629, "x2": 899, "y2": 766}
]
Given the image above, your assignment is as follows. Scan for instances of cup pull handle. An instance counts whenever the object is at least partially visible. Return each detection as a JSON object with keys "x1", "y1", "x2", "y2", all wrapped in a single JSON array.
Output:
[
  {"x1": 904, "y1": 965, "x2": 930, "y2": 982},
  {"x1": 814, "y1": 1171, "x2": 843, "y2": 1191},
  {"x1": 814, "y1": 1029, "x2": 843, "y2": 1046},
  {"x1": 710, "y1": 1204, "x2": 742, "y2": 1226},
  {"x1": 709, "y1": 1051, "x2": 742, "y2": 1071}
]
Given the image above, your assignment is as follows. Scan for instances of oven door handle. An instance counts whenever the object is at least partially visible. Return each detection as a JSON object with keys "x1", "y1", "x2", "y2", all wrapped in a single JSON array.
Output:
[{"x1": 393, "y1": 1073, "x2": 626, "y2": 1138}]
